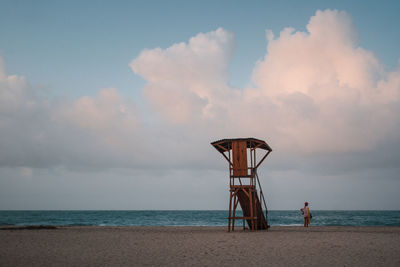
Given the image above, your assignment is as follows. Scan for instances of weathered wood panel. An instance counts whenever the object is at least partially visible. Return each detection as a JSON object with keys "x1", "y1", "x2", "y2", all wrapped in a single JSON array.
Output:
[{"x1": 232, "y1": 140, "x2": 248, "y2": 176}]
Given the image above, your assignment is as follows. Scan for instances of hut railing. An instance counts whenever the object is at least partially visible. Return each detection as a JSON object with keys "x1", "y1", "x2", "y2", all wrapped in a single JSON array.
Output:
[
  {"x1": 254, "y1": 168, "x2": 268, "y2": 220},
  {"x1": 229, "y1": 167, "x2": 253, "y2": 177}
]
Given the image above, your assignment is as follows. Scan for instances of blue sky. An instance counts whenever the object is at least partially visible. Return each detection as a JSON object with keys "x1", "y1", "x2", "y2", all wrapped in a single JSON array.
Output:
[{"x1": 1, "y1": 1, "x2": 400, "y2": 210}]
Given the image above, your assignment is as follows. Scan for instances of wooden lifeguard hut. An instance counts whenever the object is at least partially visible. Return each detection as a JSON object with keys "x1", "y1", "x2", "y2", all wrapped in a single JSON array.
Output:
[{"x1": 211, "y1": 138, "x2": 272, "y2": 231}]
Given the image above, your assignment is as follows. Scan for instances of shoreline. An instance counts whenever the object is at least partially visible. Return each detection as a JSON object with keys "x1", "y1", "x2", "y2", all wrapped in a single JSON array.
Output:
[
  {"x1": 1, "y1": 224, "x2": 400, "y2": 228},
  {"x1": 1, "y1": 226, "x2": 399, "y2": 266},
  {"x1": 1, "y1": 225, "x2": 400, "y2": 230}
]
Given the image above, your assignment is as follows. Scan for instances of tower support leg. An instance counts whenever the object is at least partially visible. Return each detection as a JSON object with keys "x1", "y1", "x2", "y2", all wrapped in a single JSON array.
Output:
[
  {"x1": 249, "y1": 188, "x2": 254, "y2": 231},
  {"x1": 228, "y1": 189, "x2": 233, "y2": 232},
  {"x1": 232, "y1": 196, "x2": 239, "y2": 231}
]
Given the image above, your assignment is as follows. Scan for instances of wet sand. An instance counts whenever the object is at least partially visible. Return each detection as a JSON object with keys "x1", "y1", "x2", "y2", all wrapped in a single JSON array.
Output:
[{"x1": 1, "y1": 226, "x2": 399, "y2": 266}]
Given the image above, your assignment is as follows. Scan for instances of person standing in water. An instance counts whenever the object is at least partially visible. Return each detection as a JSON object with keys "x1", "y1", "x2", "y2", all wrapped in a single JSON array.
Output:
[{"x1": 300, "y1": 202, "x2": 311, "y2": 227}]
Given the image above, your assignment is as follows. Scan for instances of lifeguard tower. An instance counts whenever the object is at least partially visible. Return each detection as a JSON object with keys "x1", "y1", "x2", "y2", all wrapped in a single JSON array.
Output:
[{"x1": 211, "y1": 138, "x2": 272, "y2": 231}]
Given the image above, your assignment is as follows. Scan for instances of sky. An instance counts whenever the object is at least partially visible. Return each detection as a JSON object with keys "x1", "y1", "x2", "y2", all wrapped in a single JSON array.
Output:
[{"x1": 1, "y1": 0, "x2": 400, "y2": 210}]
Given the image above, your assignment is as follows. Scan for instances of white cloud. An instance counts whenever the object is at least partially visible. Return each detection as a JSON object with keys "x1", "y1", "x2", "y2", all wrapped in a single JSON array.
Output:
[
  {"x1": 127, "y1": 10, "x2": 400, "y2": 157},
  {"x1": 0, "y1": 61, "x2": 144, "y2": 169},
  {"x1": 248, "y1": 9, "x2": 399, "y2": 153},
  {"x1": 130, "y1": 28, "x2": 236, "y2": 123},
  {"x1": 63, "y1": 88, "x2": 137, "y2": 131},
  {"x1": 1, "y1": 9, "x2": 400, "y2": 175}
]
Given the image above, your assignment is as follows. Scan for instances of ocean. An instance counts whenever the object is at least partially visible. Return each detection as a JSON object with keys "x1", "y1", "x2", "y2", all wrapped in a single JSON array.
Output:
[{"x1": 1, "y1": 210, "x2": 399, "y2": 227}]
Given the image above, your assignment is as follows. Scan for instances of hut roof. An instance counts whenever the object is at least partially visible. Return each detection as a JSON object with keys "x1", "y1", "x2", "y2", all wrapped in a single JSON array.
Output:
[{"x1": 211, "y1": 138, "x2": 272, "y2": 153}]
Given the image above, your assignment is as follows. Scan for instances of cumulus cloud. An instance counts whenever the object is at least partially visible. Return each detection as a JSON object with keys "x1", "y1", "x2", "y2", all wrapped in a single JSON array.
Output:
[
  {"x1": 0, "y1": 60, "x2": 144, "y2": 169},
  {"x1": 130, "y1": 28, "x2": 236, "y2": 123},
  {"x1": 64, "y1": 88, "x2": 137, "y2": 131},
  {"x1": 0, "y1": 56, "x2": 51, "y2": 167},
  {"x1": 129, "y1": 9, "x2": 400, "y2": 157},
  {"x1": 249, "y1": 9, "x2": 400, "y2": 153},
  {"x1": 1, "y1": 9, "x2": 400, "y2": 174}
]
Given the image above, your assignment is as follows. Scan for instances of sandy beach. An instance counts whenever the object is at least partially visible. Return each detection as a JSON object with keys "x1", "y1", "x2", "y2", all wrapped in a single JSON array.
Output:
[{"x1": 0, "y1": 226, "x2": 399, "y2": 266}]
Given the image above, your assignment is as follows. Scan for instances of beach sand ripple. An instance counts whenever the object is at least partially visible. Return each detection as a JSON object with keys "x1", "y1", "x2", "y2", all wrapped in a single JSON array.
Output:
[{"x1": 0, "y1": 226, "x2": 399, "y2": 266}]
